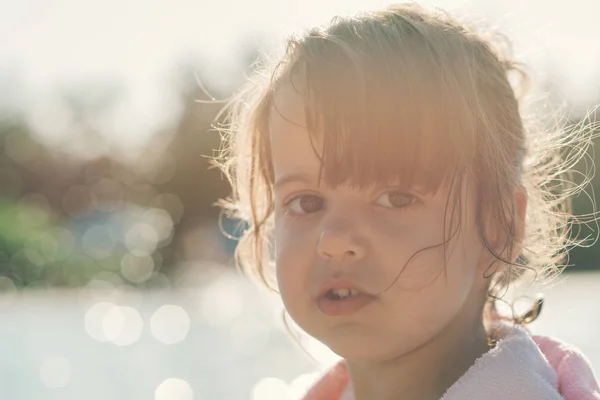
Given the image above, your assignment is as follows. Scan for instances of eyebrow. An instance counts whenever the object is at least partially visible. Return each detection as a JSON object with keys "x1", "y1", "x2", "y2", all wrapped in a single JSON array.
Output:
[{"x1": 273, "y1": 173, "x2": 316, "y2": 191}]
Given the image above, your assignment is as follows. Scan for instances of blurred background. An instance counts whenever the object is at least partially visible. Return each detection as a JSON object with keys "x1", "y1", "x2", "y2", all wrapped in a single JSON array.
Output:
[{"x1": 1, "y1": 0, "x2": 599, "y2": 399}]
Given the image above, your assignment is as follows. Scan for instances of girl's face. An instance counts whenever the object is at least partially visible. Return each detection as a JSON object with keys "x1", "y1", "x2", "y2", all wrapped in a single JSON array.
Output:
[{"x1": 269, "y1": 83, "x2": 492, "y2": 361}]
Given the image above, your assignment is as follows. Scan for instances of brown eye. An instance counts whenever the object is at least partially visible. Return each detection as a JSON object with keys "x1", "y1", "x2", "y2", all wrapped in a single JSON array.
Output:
[
  {"x1": 288, "y1": 195, "x2": 324, "y2": 214},
  {"x1": 376, "y1": 191, "x2": 416, "y2": 208}
]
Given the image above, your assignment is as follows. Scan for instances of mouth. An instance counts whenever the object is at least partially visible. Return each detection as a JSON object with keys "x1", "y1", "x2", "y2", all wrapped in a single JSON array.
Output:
[
  {"x1": 324, "y1": 288, "x2": 362, "y2": 300},
  {"x1": 317, "y1": 280, "x2": 370, "y2": 298},
  {"x1": 317, "y1": 284, "x2": 376, "y2": 316}
]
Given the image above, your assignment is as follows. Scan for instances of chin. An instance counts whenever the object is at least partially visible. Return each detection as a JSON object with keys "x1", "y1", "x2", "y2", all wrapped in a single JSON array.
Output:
[
  {"x1": 321, "y1": 332, "x2": 395, "y2": 362},
  {"x1": 333, "y1": 344, "x2": 397, "y2": 362}
]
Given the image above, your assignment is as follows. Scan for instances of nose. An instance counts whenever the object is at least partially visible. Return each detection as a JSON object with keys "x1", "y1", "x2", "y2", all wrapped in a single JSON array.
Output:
[{"x1": 317, "y1": 228, "x2": 367, "y2": 262}]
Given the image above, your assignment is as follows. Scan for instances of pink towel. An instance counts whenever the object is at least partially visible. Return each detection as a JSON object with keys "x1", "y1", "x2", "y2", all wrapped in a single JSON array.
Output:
[
  {"x1": 534, "y1": 334, "x2": 600, "y2": 400},
  {"x1": 301, "y1": 324, "x2": 600, "y2": 400}
]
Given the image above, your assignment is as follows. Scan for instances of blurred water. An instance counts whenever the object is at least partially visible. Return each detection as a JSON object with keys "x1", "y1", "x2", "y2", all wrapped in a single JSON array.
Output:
[{"x1": 0, "y1": 269, "x2": 598, "y2": 400}]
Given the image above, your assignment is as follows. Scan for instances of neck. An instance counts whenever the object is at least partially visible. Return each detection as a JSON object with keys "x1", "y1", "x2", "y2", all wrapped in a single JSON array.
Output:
[{"x1": 346, "y1": 314, "x2": 490, "y2": 400}]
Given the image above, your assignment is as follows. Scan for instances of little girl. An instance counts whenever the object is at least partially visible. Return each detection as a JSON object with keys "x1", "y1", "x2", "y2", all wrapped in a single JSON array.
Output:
[{"x1": 218, "y1": 3, "x2": 600, "y2": 399}]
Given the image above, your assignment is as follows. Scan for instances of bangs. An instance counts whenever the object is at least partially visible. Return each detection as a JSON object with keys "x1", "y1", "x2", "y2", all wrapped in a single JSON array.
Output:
[{"x1": 282, "y1": 25, "x2": 478, "y2": 194}]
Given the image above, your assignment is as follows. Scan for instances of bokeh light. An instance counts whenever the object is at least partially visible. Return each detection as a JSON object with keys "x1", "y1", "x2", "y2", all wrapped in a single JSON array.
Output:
[
  {"x1": 39, "y1": 356, "x2": 72, "y2": 389},
  {"x1": 121, "y1": 253, "x2": 155, "y2": 284},
  {"x1": 143, "y1": 208, "x2": 174, "y2": 243},
  {"x1": 85, "y1": 301, "x2": 118, "y2": 342},
  {"x1": 105, "y1": 305, "x2": 144, "y2": 346},
  {"x1": 125, "y1": 223, "x2": 159, "y2": 257},
  {"x1": 151, "y1": 193, "x2": 184, "y2": 224},
  {"x1": 150, "y1": 305, "x2": 191, "y2": 345},
  {"x1": 155, "y1": 378, "x2": 194, "y2": 400}
]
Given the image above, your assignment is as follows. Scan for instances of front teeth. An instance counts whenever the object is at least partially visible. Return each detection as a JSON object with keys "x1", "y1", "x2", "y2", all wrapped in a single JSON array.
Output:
[{"x1": 332, "y1": 288, "x2": 360, "y2": 298}]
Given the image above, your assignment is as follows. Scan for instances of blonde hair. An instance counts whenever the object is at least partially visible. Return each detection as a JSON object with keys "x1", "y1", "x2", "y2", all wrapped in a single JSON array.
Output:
[{"x1": 216, "y1": 3, "x2": 597, "y2": 324}]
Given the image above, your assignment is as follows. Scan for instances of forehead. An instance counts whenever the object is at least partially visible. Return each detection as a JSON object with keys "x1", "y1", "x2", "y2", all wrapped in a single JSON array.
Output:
[
  {"x1": 268, "y1": 80, "x2": 307, "y2": 142},
  {"x1": 268, "y1": 81, "x2": 322, "y2": 175},
  {"x1": 266, "y1": 66, "x2": 471, "y2": 194}
]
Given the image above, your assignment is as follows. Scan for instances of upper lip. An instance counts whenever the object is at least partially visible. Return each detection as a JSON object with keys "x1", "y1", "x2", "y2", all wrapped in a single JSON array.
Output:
[{"x1": 316, "y1": 279, "x2": 372, "y2": 298}]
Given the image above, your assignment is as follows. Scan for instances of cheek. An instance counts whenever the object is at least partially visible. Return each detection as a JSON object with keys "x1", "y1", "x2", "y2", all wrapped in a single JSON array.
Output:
[
  {"x1": 274, "y1": 217, "x2": 316, "y2": 261},
  {"x1": 382, "y1": 237, "x2": 480, "y2": 333},
  {"x1": 274, "y1": 217, "x2": 316, "y2": 294},
  {"x1": 374, "y1": 209, "x2": 480, "y2": 293},
  {"x1": 372, "y1": 213, "x2": 448, "y2": 287},
  {"x1": 412, "y1": 229, "x2": 481, "y2": 319}
]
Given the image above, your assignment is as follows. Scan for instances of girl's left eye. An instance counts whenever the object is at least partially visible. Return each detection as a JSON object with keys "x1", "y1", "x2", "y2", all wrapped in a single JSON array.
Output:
[{"x1": 375, "y1": 191, "x2": 417, "y2": 209}]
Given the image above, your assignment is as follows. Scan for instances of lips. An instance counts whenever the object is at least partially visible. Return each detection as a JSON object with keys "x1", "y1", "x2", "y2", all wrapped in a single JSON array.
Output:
[{"x1": 316, "y1": 279, "x2": 376, "y2": 317}]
